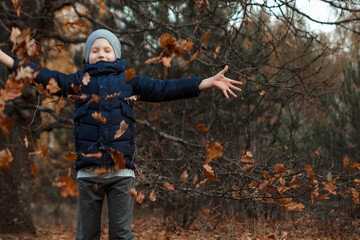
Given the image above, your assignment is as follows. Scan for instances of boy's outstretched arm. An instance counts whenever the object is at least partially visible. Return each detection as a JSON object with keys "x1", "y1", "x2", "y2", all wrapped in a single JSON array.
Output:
[
  {"x1": 199, "y1": 65, "x2": 242, "y2": 99},
  {"x1": 0, "y1": 50, "x2": 15, "y2": 69}
]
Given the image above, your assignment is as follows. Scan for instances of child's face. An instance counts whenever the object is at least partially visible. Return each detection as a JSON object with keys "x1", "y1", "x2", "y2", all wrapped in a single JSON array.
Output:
[{"x1": 88, "y1": 38, "x2": 116, "y2": 64}]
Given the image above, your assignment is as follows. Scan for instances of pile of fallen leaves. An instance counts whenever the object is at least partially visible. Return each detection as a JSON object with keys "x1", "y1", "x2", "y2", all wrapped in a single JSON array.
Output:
[{"x1": 1, "y1": 213, "x2": 359, "y2": 240}]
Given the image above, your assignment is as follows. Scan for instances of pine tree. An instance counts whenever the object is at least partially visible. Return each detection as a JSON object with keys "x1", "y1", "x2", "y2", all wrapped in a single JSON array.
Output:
[{"x1": 313, "y1": 57, "x2": 360, "y2": 168}]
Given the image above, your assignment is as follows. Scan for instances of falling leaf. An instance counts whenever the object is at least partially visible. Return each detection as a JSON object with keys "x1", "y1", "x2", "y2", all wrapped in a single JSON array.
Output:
[
  {"x1": 201, "y1": 30, "x2": 211, "y2": 50},
  {"x1": 351, "y1": 188, "x2": 359, "y2": 205},
  {"x1": 92, "y1": 168, "x2": 108, "y2": 175},
  {"x1": 26, "y1": 39, "x2": 37, "y2": 57},
  {"x1": 105, "y1": 92, "x2": 120, "y2": 99},
  {"x1": 0, "y1": 148, "x2": 13, "y2": 170},
  {"x1": 65, "y1": 21, "x2": 84, "y2": 27},
  {"x1": 290, "y1": 180, "x2": 300, "y2": 189},
  {"x1": 160, "y1": 33, "x2": 176, "y2": 55},
  {"x1": 203, "y1": 164, "x2": 218, "y2": 181},
  {"x1": 53, "y1": 170, "x2": 78, "y2": 198},
  {"x1": 232, "y1": 188, "x2": 240, "y2": 199},
  {"x1": 24, "y1": 136, "x2": 29, "y2": 148},
  {"x1": 5, "y1": 74, "x2": 24, "y2": 100},
  {"x1": 64, "y1": 152, "x2": 77, "y2": 162},
  {"x1": 279, "y1": 177, "x2": 286, "y2": 186},
  {"x1": 56, "y1": 96, "x2": 64, "y2": 113},
  {"x1": 343, "y1": 156, "x2": 349, "y2": 169},
  {"x1": 259, "y1": 179, "x2": 270, "y2": 190},
  {"x1": 248, "y1": 181, "x2": 259, "y2": 189},
  {"x1": 278, "y1": 185, "x2": 291, "y2": 195},
  {"x1": 192, "y1": 174, "x2": 199, "y2": 185},
  {"x1": 274, "y1": 163, "x2": 286, "y2": 173},
  {"x1": 243, "y1": 164, "x2": 255, "y2": 173},
  {"x1": 355, "y1": 179, "x2": 360, "y2": 188},
  {"x1": 0, "y1": 116, "x2": 14, "y2": 136},
  {"x1": 350, "y1": 161, "x2": 360, "y2": 170},
  {"x1": 323, "y1": 182, "x2": 337, "y2": 195},
  {"x1": 145, "y1": 56, "x2": 162, "y2": 64},
  {"x1": 241, "y1": 154, "x2": 254, "y2": 163},
  {"x1": 176, "y1": 38, "x2": 193, "y2": 53},
  {"x1": 125, "y1": 68, "x2": 136, "y2": 82},
  {"x1": 311, "y1": 189, "x2": 319, "y2": 203},
  {"x1": 200, "y1": 208, "x2": 211, "y2": 216},
  {"x1": 28, "y1": 150, "x2": 42, "y2": 156},
  {"x1": 163, "y1": 182, "x2": 175, "y2": 191},
  {"x1": 15, "y1": 28, "x2": 30, "y2": 44},
  {"x1": 81, "y1": 152, "x2": 102, "y2": 159},
  {"x1": 82, "y1": 72, "x2": 90, "y2": 86},
  {"x1": 189, "y1": 50, "x2": 199, "y2": 62},
  {"x1": 283, "y1": 202, "x2": 305, "y2": 212},
  {"x1": 149, "y1": 189, "x2": 156, "y2": 202},
  {"x1": 213, "y1": 45, "x2": 220, "y2": 59},
  {"x1": 12, "y1": 0, "x2": 21, "y2": 16},
  {"x1": 114, "y1": 120, "x2": 128, "y2": 139},
  {"x1": 31, "y1": 163, "x2": 38, "y2": 176},
  {"x1": 0, "y1": 92, "x2": 5, "y2": 113},
  {"x1": 129, "y1": 188, "x2": 145, "y2": 205},
  {"x1": 46, "y1": 78, "x2": 61, "y2": 94},
  {"x1": 109, "y1": 147, "x2": 126, "y2": 170},
  {"x1": 41, "y1": 142, "x2": 49, "y2": 157},
  {"x1": 305, "y1": 164, "x2": 315, "y2": 180},
  {"x1": 15, "y1": 66, "x2": 34, "y2": 82},
  {"x1": 68, "y1": 93, "x2": 87, "y2": 100},
  {"x1": 161, "y1": 57, "x2": 172, "y2": 68},
  {"x1": 54, "y1": 42, "x2": 65, "y2": 48},
  {"x1": 124, "y1": 95, "x2": 140, "y2": 102},
  {"x1": 33, "y1": 82, "x2": 45, "y2": 95},
  {"x1": 181, "y1": 170, "x2": 188, "y2": 183},
  {"x1": 195, "y1": 178, "x2": 208, "y2": 188},
  {"x1": 92, "y1": 112, "x2": 106, "y2": 124},
  {"x1": 262, "y1": 171, "x2": 270, "y2": 180},
  {"x1": 71, "y1": 84, "x2": 81, "y2": 93},
  {"x1": 196, "y1": 123, "x2": 208, "y2": 132},
  {"x1": 174, "y1": 38, "x2": 192, "y2": 57},
  {"x1": 204, "y1": 142, "x2": 223, "y2": 164},
  {"x1": 10, "y1": 27, "x2": 21, "y2": 52},
  {"x1": 14, "y1": 28, "x2": 31, "y2": 58},
  {"x1": 87, "y1": 94, "x2": 100, "y2": 105}
]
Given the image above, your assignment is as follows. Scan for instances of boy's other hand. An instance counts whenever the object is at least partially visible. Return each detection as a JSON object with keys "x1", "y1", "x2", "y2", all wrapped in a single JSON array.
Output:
[{"x1": 199, "y1": 65, "x2": 242, "y2": 99}]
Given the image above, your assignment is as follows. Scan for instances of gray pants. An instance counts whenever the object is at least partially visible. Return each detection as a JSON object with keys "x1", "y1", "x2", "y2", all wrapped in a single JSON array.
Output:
[{"x1": 76, "y1": 177, "x2": 135, "y2": 240}]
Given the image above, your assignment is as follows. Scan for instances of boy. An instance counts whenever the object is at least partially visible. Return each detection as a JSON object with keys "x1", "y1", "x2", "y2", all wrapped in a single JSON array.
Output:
[{"x1": 0, "y1": 29, "x2": 241, "y2": 240}]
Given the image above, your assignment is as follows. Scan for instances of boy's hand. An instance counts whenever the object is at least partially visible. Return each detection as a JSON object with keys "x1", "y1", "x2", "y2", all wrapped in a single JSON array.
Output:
[
  {"x1": 199, "y1": 65, "x2": 242, "y2": 99},
  {"x1": 0, "y1": 49, "x2": 15, "y2": 69}
]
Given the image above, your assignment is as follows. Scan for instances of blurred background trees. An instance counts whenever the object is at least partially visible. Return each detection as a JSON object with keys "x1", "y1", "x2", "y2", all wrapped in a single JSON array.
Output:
[{"x1": 0, "y1": 0, "x2": 360, "y2": 236}]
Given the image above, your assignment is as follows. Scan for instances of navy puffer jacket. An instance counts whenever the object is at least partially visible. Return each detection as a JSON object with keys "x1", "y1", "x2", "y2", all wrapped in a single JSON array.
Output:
[{"x1": 12, "y1": 58, "x2": 203, "y2": 170}]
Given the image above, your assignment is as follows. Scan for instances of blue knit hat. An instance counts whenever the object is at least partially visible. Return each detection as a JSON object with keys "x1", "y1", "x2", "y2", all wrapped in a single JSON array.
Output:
[{"x1": 84, "y1": 29, "x2": 121, "y2": 63}]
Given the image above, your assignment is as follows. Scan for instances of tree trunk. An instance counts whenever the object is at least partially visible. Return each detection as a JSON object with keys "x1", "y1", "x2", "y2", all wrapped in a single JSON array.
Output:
[
  {"x1": 0, "y1": 83, "x2": 41, "y2": 234},
  {"x1": 0, "y1": 130, "x2": 36, "y2": 234}
]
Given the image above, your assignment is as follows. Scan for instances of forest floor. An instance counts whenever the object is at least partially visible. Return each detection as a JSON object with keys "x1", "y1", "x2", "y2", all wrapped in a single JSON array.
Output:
[
  {"x1": 0, "y1": 202, "x2": 359, "y2": 240},
  {"x1": 1, "y1": 213, "x2": 359, "y2": 240}
]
